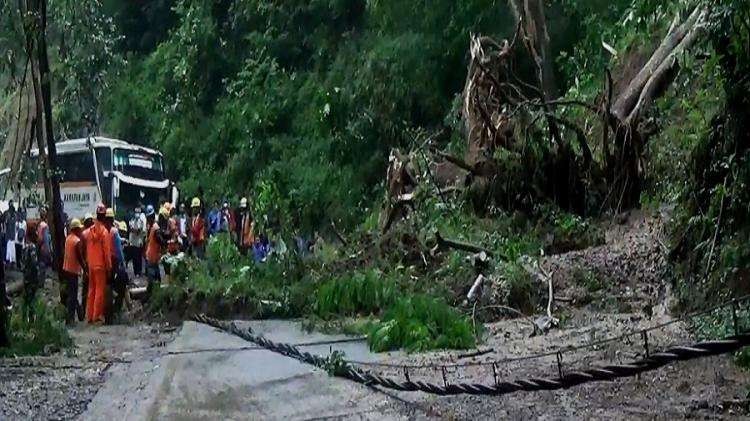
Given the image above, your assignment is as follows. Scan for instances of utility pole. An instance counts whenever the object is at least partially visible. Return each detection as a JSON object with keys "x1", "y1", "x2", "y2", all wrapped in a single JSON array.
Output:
[{"x1": 22, "y1": 0, "x2": 65, "y2": 272}]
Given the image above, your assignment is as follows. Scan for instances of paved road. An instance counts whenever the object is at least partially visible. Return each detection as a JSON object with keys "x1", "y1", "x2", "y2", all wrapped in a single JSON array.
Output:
[{"x1": 82, "y1": 321, "x2": 424, "y2": 420}]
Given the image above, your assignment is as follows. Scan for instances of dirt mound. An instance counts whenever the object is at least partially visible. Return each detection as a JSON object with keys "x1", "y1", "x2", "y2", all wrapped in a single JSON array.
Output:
[{"x1": 545, "y1": 208, "x2": 671, "y2": 314}]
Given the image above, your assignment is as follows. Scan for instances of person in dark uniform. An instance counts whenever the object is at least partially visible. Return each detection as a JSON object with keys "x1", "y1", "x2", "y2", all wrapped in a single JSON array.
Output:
[
  {"x1": 21, "y1": 228, "x2": 41, "y2": 322},
  {"x1": 0, "y1": 250, "x2": 9, "y2": 348}
]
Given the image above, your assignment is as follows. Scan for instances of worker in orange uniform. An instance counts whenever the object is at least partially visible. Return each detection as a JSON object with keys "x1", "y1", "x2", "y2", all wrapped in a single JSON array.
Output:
[
  {"x1": 144, "y1": 206, "x2": 168, "y2": 298},
  {"x1": 79, "y1": 213, "x2": 94, "y2": 320},
  {"x1": 61, "y1": 219, "x2": 86, "y2": 324},
  {"x1": 85, "y1": 204, "x2": 112, "y2": 325}
]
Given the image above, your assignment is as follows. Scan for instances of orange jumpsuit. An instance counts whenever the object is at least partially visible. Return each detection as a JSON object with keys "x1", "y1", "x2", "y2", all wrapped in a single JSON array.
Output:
[{"x1": 85, "y1": 221, "x2": 112, "y2": 323}]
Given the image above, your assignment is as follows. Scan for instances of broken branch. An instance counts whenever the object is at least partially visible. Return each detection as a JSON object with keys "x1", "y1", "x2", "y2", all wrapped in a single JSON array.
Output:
[{"x1": 433, "y1": 231, "x2": 493, "y2": 257}]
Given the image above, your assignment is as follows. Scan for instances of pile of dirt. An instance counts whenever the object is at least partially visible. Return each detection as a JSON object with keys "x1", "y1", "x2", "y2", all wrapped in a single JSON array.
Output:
[{"x1": 544, "y1": 208, "x2": 671, "y2": 314}]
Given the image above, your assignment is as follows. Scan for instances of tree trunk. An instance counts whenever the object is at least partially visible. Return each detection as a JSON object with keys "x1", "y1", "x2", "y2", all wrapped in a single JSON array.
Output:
[
  {"x1": 22, "y1": 0, "x2": 65, "y2": 272},
  {"x1": 509, "y1": 0, "x2": 557, "y2": 99},
  {"x1": 612, "y1": 6, "x2": 706, "y2": 122}
]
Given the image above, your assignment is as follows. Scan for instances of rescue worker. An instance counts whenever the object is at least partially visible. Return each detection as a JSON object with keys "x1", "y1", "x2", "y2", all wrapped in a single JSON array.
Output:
[
  {"x1": 189, "y1": 198, "x2": 206, "y2": 259},
  {"x1": 85, "y1": 204, "x2": 112, "y2": 325},
  {"x1": 110, "y1": 221, "x2": 130, "y2": 320},
  {"x1": 103, "y1": 208, "x2": 120, "y2": 323},
  {"x1": 105, "y1": 208, "x2": 122, "y2": 267},
  {"x1": 166, "y1": 203, "x2": 180, "y2": 255},
  {"x1": 236, "y1": 198, "x2": 254, "y2": 256},
  {"x1": 61, "y1": 219, "x2": 86, "y2": 324},
  {"x1": 144, "y1": 205, "x2": 168, "y2": 297},
  {"x1": 79, "y1": 213, "x2": 94, "y2": 319}
]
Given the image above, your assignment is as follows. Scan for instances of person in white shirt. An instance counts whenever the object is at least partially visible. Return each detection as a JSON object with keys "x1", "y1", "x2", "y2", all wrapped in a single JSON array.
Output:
[
  {"x1": 14, "y1": 211, "x2": 26, "y2": 270},
  {"x1": 127, "y1": 206, "x2": 147, "y2": 277}
]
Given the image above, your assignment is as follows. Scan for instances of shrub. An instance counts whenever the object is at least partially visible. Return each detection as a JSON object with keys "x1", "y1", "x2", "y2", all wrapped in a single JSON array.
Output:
[
  {"x1": 496, "y1": 261, "x2": 537, "y2": 314},
  {"x1": 1, "y1": 299, "x2": 73, "y2": 357},
  {"x1": 206, "y1": 233, "x2": 245, "y2": 272},
  {"x1": 367, "y1": 295, "x2": 476, "y2": 353}
]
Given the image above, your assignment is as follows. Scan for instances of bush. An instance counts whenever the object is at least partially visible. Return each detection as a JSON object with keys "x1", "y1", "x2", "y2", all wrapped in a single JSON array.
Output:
[
  {"x1": 206, "y1": 233, "x2": 245, "y2": 272},
  {"x1": 151, "y1": 247, "x2": 318, "y2": 319},
  {"x1": 367, "y1": 295, "x2": 476, "y2": 353},
  {"x1": 496, "y1": 261, "x2": 537, "y2": 314},
  {"x1": 1, "y1": 299, "x2": 73, "y2": 357}
]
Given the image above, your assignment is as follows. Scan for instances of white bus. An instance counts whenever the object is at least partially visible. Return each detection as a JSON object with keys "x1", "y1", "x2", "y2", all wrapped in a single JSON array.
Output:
[{"x1": 0, "y1": 136, "x2": 178, "y2": 220}]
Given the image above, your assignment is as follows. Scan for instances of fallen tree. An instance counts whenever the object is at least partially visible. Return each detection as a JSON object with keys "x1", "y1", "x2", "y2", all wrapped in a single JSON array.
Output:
[{"x1": 453, "y1": 4, "x2": 710, "y2": 215}]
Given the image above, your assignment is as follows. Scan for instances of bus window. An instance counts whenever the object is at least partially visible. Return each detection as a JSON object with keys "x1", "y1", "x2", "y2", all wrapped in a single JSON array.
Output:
[
  {"x1": 58, "y1": 152, "x2": 96, "y2": 183},
  {"x1": 113, "y1": 148, "x2": 164, "y2": 180},
  {"x1": 95, "y1": 147, "x2": 112, "y2": 172}
]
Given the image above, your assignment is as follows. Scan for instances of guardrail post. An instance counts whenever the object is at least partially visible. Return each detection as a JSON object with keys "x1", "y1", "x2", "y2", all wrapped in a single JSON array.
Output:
[
  {"x1": 642, "y1": 330, "x2": 650, "y2": 358},
  {"x1": 441, "y1": 367, "x2": 448, "y2": 387},
  {"x1": 732, "y1": 299, "x2": 740, "y2": 336},
  {"x1": 404, "y1": 368, "x2": 411, "y2": 383},
  {"x1": 556, "y1": 351, "x2": 564, "y2": 379},
  {"x1": 492, "y1": 362, "x2": 499, "y2": 387}
]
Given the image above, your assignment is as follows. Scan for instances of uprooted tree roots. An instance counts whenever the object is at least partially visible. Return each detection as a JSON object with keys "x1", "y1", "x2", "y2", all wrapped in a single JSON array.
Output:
[{"x1": 391, "y1": 6, "x2": 710, "y2": 221}]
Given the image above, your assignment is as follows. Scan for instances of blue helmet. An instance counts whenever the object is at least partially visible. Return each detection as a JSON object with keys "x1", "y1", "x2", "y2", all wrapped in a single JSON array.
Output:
[{"x1": 145, "y1": 204, "x2": 155, "y2": 216}]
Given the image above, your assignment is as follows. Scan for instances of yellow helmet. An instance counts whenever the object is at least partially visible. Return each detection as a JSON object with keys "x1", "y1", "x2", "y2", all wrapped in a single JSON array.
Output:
[
  {"x1": 69, "y1": 219, "x2": 82, "y2": 230},
  {"x1": 118, "y1": 221, "x2": 128, "y2": 232},
  {"x1": 159, "y1": 206, "x2": 169, "y2": 218},
  {"x1": 240, "y1": 197, "x2": 248, "y2": 208},
  {"x1": 191, "y1": 197, "x2": 201, "y2": 208},
  {"x1": 105, "y1": 207, "x2": 115, "y2": 218},
  {"x1": 84, "y1": 213, "x2": 94, "y2": 222}
]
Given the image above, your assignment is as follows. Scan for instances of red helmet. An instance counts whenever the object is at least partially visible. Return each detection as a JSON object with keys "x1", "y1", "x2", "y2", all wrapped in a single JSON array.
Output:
[{"x1": 96, "y1": 203, "x2": 107, "y2": 215}]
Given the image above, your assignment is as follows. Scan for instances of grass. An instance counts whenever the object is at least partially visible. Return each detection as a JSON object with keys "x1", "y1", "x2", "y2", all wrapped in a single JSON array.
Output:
[
  {"x1": 315, "y1": 269, "x2": 398, "y2": 319},
  {"x1": 313, "y1": 269, "x2": 476, "y2": 352},
  {"x1": 0, "y1": 299, "x2": 73, "y2": 358}
]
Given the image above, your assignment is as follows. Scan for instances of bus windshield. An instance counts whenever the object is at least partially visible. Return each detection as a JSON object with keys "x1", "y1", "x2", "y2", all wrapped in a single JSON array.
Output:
[{"x1": 113, "y1": 148, "x2": 165, "y2": 180}]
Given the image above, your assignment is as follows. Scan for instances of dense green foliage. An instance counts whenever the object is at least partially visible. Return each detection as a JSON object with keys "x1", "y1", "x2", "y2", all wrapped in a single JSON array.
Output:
[
  {"x1": 151, "y1": 234, "x2": 316, "y2": 318},
  {"x1": 668, "y1": 0, "x2": 750, "y2": 309},
  {"x1": 315, "y1": 269, "x2": 397, "y2": 319},
  {"x1": 0, "y1": 299, "x2": 72, "y2": 358},
  {"x1": 93, "y1": 0, "x2": 525, "y2": 232},
  {"x1": 368, "y1": 295, "x2": 476, "y2": 352},
  {"x1": 2, "y1": 0, "x2": 749, "y2": 356},
  {"x1": 156, "y1": 237, "x2": 477, "y2": 351}
]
